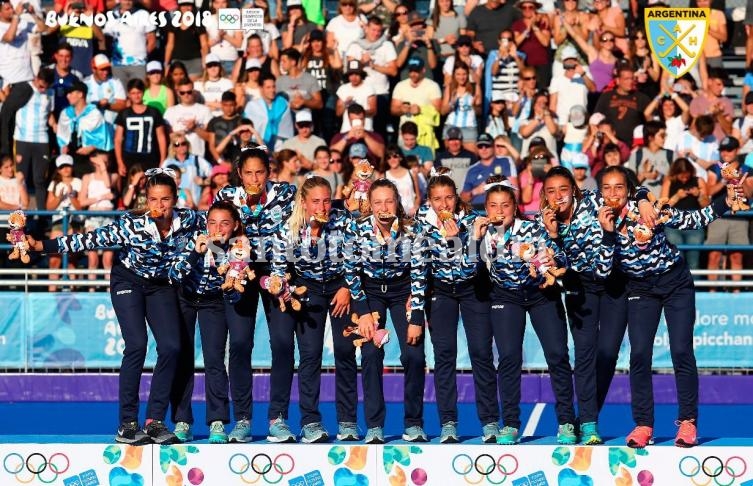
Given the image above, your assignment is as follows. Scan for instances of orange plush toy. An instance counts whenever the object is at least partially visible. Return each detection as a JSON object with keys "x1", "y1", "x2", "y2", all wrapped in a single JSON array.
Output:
[
  {"x1": 7, "y1": 210, "x2": 30, "y2": 264},
  {"x1": 342, "y1": 159, "x2": 374, "y2": 214},
  {"x1": 343, "y1": 312, "x2": 390, "y2": 348}
]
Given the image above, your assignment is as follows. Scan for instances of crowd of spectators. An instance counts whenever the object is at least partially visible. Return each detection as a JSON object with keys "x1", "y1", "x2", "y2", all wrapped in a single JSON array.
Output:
[{"x1": 0, "y1": 0, "x2": 752, "y2": 282}]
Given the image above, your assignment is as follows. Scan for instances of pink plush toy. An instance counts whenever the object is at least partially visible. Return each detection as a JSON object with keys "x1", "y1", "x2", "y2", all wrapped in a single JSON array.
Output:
[{"x1": 7, "y1": 210, "x2": 30, "y2": 264}]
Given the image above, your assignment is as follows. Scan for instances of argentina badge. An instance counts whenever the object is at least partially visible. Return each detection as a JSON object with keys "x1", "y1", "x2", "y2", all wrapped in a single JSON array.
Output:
[{"x1": 645, "y1": 7, "x2": 709, "y2": 78}]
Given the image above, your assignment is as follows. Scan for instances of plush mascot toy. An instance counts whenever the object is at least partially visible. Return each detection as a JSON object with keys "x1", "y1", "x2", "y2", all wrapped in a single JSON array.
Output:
[
  {"x1": 343, "y1": 312, "x2": 390, "y2": 348},
  {"x1": 7, "y1": 210, "x2": 30, "y2": 264},
  {"x1": 217, "y1": 237, "x2": 256, "y2": 292}
]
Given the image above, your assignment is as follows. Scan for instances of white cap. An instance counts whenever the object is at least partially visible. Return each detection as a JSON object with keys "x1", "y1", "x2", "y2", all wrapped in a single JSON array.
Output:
[
  {"x1": 560, "y1": 45, "x2": 579, "y2": 61},
  {"x1": 589, "y1": 113, "x2": 606, "y2": 126},
  {"x1": 205, "y1": 53, "x2": 221, "y2": 65},
  {"x1": 146, "y1": 61, "x2": 162, "y2": 73},
  {"x1": 245, "y1": 58, "x2": 262, "y2": 70},
  {"x1": 287, "y1": 0, "x2": 302, "y2": 6},
  {"x1": 296, "y1": 109, "x2": 313, "y2": 123},
  {"x1": 569, "y1": 105, "x2": 587, "y2": 127},
  {"x1": 55, "y1": 154, "x2": 74, "y2": 168},
  {"x1": 92, "y1": 54, "x2": 110, "y2": 69}
]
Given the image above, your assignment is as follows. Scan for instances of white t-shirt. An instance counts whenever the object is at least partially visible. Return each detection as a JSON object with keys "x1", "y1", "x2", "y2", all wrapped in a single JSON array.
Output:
[
  {"x1": 206, "y1": 14, "x2": 240, "y2": 61},
  {"x1": 344, "y1": 41, "x2": 397, "y2": 95},
  {"x1": 104, "y1": 10, "x2": 155, "y2": 66},
  {"x1": 733, "y1": 115, "x2": 753, "y2": 154},
  {"x1": 549, "y1": 75, "x2": 589, "y2": 125},
  {"x1": 164, "y1": 103, "x2": 213, "y2": 157},
  {"x1": 663, "y1": 115, "x2": 687, "y2": 153},
  {"x1": 336, "y1": 82, "x2": 375, "y2": 132},
  {"x1": 326, "y1": 14, "x2": 367, "y2": 58},
  {"x1": 442, "y1": 54, "x2": 484, "y2": 83},
  {"x1": 242, "y1": 23, "x2": 280, "y2": 55},
  {"x1": 392, "y1": 77, "x2": 442, "y2": 127},
  {"x1": 195, "y1": 78, "x2": 235, "y2": 117},
  {"x1": 0, "y1": 19, "x2": 35, "y2": 85}
]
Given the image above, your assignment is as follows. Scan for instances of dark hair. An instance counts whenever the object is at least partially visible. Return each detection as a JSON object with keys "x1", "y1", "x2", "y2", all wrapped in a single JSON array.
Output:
[
  {"x1": 55, "y1": 42, "x2": 74, "y2": 54},
  {"x1": 643, "y1": 119, "x2": 665, "y2": 142},
  {"x1": 260, "y1": 73, "x2": 277, "y2": 85},
  {"x1": 400, "y1": 121, "x2": 419, "y2": 136},
  {"x1": 144, "y1": 172, "x2": 178, "y2": 198},
  {"x1": 541, "y1": 166, "x2": 582, "y2": 207},
  {"x1": 176, "y1": 77, "x2": 193, "y2": 88},
  {"x1": 347, "y1": 102, "x2": 365, "y2": 116},
  {"x1": 281, "y1": 47, "x2": 302, "y2": 63},
  {"x1": 221, "y1": 90, "x2": 237, "y2": 102},
  {"x1": 367, "y1": 178, "x2": 409, "y2": 232},
  {"x1": 599, "y1": 165, "x2": 635, "y2": 197},
  {"x1": 367, "y1": 15, "x2": 383, "y2": 26},
  {"x1": 236, "y1": 147, "x2": 271, "y2": 180},
  {"x1": 207, "y1": 201, "x2": 243, "y2": 238},
  {"x1": 127, "y1": 78, "x2": 146, "y2": 92},
  {"x1": 37, "y1": 68, "x2": 54, "y2": 86},
  {"x1": 668, "y1": 157, "x2": 696, "y2": 180},
  {"x1": 707, "y1": 67, "x2": 727, "y2": 83},
  {"x1": 314, "y1": 145, "x2": 330, "y2": 158},
  {"x1": 695, "y1": 114, "x2": 715, "y2": 138},
  {"x1": 427, "y1": 167, "x2": 469, "y2": 215},
  {"x1": 603, "y1": 142, "x2": 620, "y2": 155},
  {"x1": 166, "y1": 61, "x2": 188, "y2": 90},
  {"x1": 484, "y1": 174, "x2": 519, "y2": 215},
  {"x1": 379, "y1": 144, "x2": 407, "y2": 173}
]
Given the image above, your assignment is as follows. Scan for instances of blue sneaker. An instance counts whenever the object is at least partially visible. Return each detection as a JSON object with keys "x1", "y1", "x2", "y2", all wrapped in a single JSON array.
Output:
[
  {"x1": 267, "y1": 416, "x2": 296, "y2": 443},
  {"x1": 209, "y1": 421, "x2": 228, "y2": 444},
  {"x1": 228, "y1": 419, "x2": 251, "y2": 443},
  {"x1": 440, "y1": 421, "x2": 459, "y2": 444},
  {"x1": 301, "y1": 422, "x2": 329, "y2": 443},
  {"x1": 173, "y1": 422, "x2": 193, "y2": 442},
  {"x1": 337, "y1": 422, "x2": 360, "y2": 441},
  {"x1": 557, "y1": 423, "x2": 577, "y2": 445},
  {"x1": 496, "y1": 426, "x2": 519, "y2": 445},
  {"x1": 364, "y1": 427, "x2": 385, "y2": 444},
  {"x1": 402, "y1": 426, "x2": 428, "y2": 442},
  {"x1": 580, "y1": 422, "x2": 603, "y2": 445},
  {"x1": 482, "y1": 423, "x2": 499, "y2": 443}
]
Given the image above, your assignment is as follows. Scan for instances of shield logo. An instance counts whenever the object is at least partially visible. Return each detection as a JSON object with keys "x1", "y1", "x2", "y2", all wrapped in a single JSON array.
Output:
[{"x1": 645, "y1": 8, "x2": 709, "y2": 78}]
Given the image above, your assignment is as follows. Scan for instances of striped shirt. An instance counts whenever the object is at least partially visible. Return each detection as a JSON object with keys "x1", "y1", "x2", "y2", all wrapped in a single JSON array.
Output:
[
  {"x1": 15, "y1": 82, "x2": 53, "y2": 143},
  {"x1": 446, "y1": 92, "x2": 477, "y2": 129},
  {"x1": 85, "y1": 76, "x2": 126, "y2": 125}
]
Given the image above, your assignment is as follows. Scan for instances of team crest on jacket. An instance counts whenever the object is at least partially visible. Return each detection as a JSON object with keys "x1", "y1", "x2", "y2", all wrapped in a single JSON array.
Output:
[{"x1": 645, "y1": 8, "x2": 709, "y2": 78}]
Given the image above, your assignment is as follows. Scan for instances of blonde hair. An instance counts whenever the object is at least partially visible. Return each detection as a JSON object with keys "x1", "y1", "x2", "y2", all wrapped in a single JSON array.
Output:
[
  {"x1": 168, "y1": 132, "x2": 191, "y2": 158},
  {"x1": 287, "y1": 175, "x2": 332, "y2": 244}
]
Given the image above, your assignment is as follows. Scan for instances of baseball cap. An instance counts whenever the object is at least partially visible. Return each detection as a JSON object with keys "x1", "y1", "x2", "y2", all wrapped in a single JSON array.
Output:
[
  {"x1": 177, "y1": 0, "x2": 194, "y2": 5},
  {"x1": 569, "y1": 105, "x2": 587, "y2": 127},
  {"x1": 529, "y1": 136, "x2": 546, "y2": 147},
  {"x1": 146, "y1": 61, "x2": 162, "y2": 73},
  {"x1": 720, "y1": 136, "x2": 740, "y2": 152},
  {"x1": 571, "y1": 152, "x2": 589, "y2": 169},
  {"x1": 745, "y1": 91, "x2": 753, "y2": 105},
  {"x1": 345, "y1": 59, "x2": 366, "y2": 76},
  {"x1": 211, "y1": 164, "x2": 231, "y2": 178},
  {"x1": 92, "y1": 54, "x2": 110, "y2": 69},
  {"x1": 309, "y1": 29, "x2": 325, "y2": 41},
  {"x1": 65, "y1": 80, "x2": 87, "y2": 95},
  {"x1": 205, "y1": 53, "x2": 221, "y2": 65},
  {"x1": 446, "y1": 126, "x2": 463, "y2": 140},
  {"x1": 245, "y1": 58, "x2": 262, "y2": 71},
  {"x1": 349, "y1": 143, "x2": 368, "y2": 158},
  {"x1": 296, "y1": 109, "x2": 313, "y2": 123},
  {"x1": 407, "y1": 57, "x2": 424, "y2": 71},
  {"x1": 55, "y1": 154, "x2": 74, "y2": 168},
  {"x1": 560, "y1": 45, "x2": 579, "y2": 62},
  {"x1": 633, "y1": 125, "x2": 644, "y2": 147},
  {"x1": 287, "y1": 0, "x2": 303, "y2": 6},
  {"x1": 589, "y1": 112, "x2": 606, "y2": 126},
  {"x1": 476, "y1": 133, "x2": 494, "y2": 146}
]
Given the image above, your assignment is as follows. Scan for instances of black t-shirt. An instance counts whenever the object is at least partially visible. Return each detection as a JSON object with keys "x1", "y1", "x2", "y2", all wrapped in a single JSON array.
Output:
[
  {"x1": 169, "y1": 25, "x2": 206, "y2": 61},
  {"x1": 467, "y1": 3, "x2": 520, "y2": 54},
  {"x1": 207, "y1": 114, "x2": 241, "y2": 162},
  {"x1": 594, "y1": 90, "x2": 650, "y2": 147},
  {"x1": 115, "y1": 106, "x2": 164, "y2": 155}
]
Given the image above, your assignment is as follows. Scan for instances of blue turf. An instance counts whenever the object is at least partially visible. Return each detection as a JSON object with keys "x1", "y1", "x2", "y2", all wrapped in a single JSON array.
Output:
[{"x1": 2, "y1": 402, "x2": 753, "y2": 442}]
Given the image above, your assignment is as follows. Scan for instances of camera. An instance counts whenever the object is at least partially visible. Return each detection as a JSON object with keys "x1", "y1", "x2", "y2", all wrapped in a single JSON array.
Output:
[
  {"x1": 531, "y1": 155, "x2": 548, "y2": 179},
  {"x1": 415, "y1": 29, "x2": 425, "y2": 38},
  {"x1": 22, "y1": 2, "x2": 30, "y2": 12}
]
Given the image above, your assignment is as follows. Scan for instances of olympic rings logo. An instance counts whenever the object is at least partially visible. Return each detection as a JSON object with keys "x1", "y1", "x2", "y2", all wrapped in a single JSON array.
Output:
[
  {"x1": 228, "y1": 453, "x2": 295, "y2": 484},
  {"x1": 451, "y1": 453, "x2": 519, "y2": 485},
  {"x1": 219, "y1": 14, "x2": 239, "y2": 21},
  {"x1": 678, "y1": 455, "x2": 747, "y2": 486},
  {"x1": 3, "y1": 452, "x2": 70, "y2": 484}
]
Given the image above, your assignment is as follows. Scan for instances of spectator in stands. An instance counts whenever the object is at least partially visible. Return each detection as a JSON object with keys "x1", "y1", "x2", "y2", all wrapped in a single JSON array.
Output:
[
  {"x1": 486, "y1": 91, "x2": 514, "y2": 139},
  {"x1": 336, "y1": 60, "x2": 376, "y2": 132},
  {"x1": 194, "y1": 54, "x2": 234, "y2": 117},
  {"x1": 395, "y1": 12, "x2": 439, "y2": 80},
  {"x1": 162, "y1": 133, "x2": 212, "y2": 205},
  {"x1": 705, "y1": 136, "x2": 753, "y2": 286},
  {"x1": 80, "y1": 149, "x2": 118, "y2": 288},
  {"x1": 434, "y1": 126, "x2": 477, "y2": 190},
  {"x1": 49, "y1": 43, "x2": 82, "y2": 121},
  {"x1": 461, "y1": 133, "x2": 517, "y2": 210},
  {"x1": 345, "y1": 16, "x2": 397, "y2": 135},
  {"x1": 697, "y1": 0, "x2": 726, "y2": 68},
  {"x1": 199, "y1": 164, "x2": 230, "y2": 210},
  {"x1": 630, "y1": 29, "x2": 660, "y2": 100},
  {"x1": 661, "y1": 157, "x2": 709, "y2": 271},
  {"x1": 143, "y1": 61, "x2": 174, "y2": 116},
  {"x1": 164, "y1": 0, "x2": 209, "y2": 79},
  {"x1": 302, "y1": 28, "x2": 342, "y2": 142},
  {"x1": 85, "y1": 54, "x2": 127, "y2": 128},
  {"x1": 466, "y1": 0, "x2": 520, "y2": 55},
  {"x1": 14, "y1": 68, "x2": 54, "y2": 211},
  {"x1": 550, "y1": 0, "x2": 589, "y2": 77},
  {"x1": 732, "y1": 92, "x2": 753, "y2": 162},
  {"x1": 428, "y1": 0, "x2": 466, "y2": 62},
  {"x1": 310, "y1": 145, "x2": 341, "y2": 191},
  {"x1": 234, "y1": 59, "x2": 263, "y2": 108},
  {"x1": 594, "y1": 66, "x2": 650, "y2": 147},
  {"x1": 571, "y1": 153, "x2": 596, "y2": 191},
  {"x1": 54, "y1": 2, "x2": 102, "y2": 78},
  {"x1": 0, "y1": 0, "x2": 49, "y2": 154},
  {"x1": 280, "y1": 0, "x2": 318, "y2": 51},
  {"x1": 164, "y1": 78, "x2": 212, "y2": 157},
  {"x1": 326, "y1": 0, "x2": 367, "y2": 58},
  {"x1": 277, "y1": 47, "x2": 324, "y2": 116},
  {"x1": 549, "y1": 46, "x2": 594, "y2": 128},
  {"x1": 676, "y1": 115, "x2": 719, "y2": 177},
  {"x1": 166, "y1": 164, "x2": 195, "y2": 209},
  {"x1": 485, "y1": 30, "x2": 524, "y2": 111},
  {"x1": 510, "y1": 66, "x2": 538, "y2": 136},
  {"x1": 46, "y1": 154, "x2": 82, "y2": 292},
  {"x1": 643, "y1": 86, "x2": 691, "y2": 153},
  {"x1": 441, "y1": 61, "x2": 481, "y2": 152},
  {"x1": 598, "y1": 144, "x2": 638, "y2": 189},
  {"x1": 389, "y1": 4, "x2": 413, "y2": 46},
  {"x1": 379, "y1": 146, "x2": 420, "y2": 216},
  {"x1": 518, "y1": 145, "x2": 552, "y2": 214},
  {"x1": 114, "y1": 78, "x2": 167, "y2": 176},
  {"x1": 244, "y1": 74, "x2": 294, "y2": 151},
  {"x1": 122, "y1": 164, "x2": 146, "y2": 210},
  {"x1": 590, "y1": 0, "x2": 626, "y2": 56},
  {"x1": 561, "y1": 21, "x2": 617, "y2": 95},
  {"x1": 281, "y1": 109, "x2": 326, "y2": 170},
  {"x1": 398, "y1": 121, "x2": 434, "y2": 173},
  {"x1": 626, "y1": 120, "x2": 672, "y2": 199},
  {"x1": 493, "y1": 134, "x2": 520, "y2": 166},
  {"x1": 207, "y1": 0, "x2": 243, "y2": 74},
  {"x1": 559, "y1": 105, "x2": 588, "y2": 170},
  {"x1": 511, "y1": 0, "x2": 551, "y2": 89},
  {"x1": 166, "y1": 61, "x2": 190, "y2": 94},
  {"x1": 207, "y1": 91, "x2": 242, "y2": 164},
  {"x1": 518, "y1": 90, "x2": 558, "y2": 158},
  {"x1": 391, "y1": 57, "x2": 441, "y2": 150},
  {"x1": 242, "y1": 4, "x2": 281, "y2": 60},
  {"x1": 442, "y1": 34, "x2": 483, "y2": 84},
  {"x1": 274, "y1": 149, "x2": 303, "y2": 188},
  {"x1": 330, "y1": 102, "x2": 385, "y2": 161},
  {"x1": 103, "y1": 0, "x2": 156, "y2": 84},
  {"x1": 0, "y1": 153, "x2": 29, "y2": 216},
  {"x1": 241, "y1": 34, "x2": 279, "y2": 79},
  {"x1": 584, "y1": 117, "x2": 629, "y2": 177},
  {"x1": 57, "y1": 81, "x2": 113, "y2": 177},
  {"x1": 214, "y1": 120, "x2": 264, "y2": 168},
  {"x1": 690, "y1": 68, "x2": 733, "y2": 143}
]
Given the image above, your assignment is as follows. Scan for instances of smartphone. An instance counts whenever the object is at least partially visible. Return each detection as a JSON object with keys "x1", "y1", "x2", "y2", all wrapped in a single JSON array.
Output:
[
  {"x1": 352, "y1": 118, "x2": 363, "y2": 128},
  {"x1": 531, "y1": 158, "x2": 547, "y2": 179}
]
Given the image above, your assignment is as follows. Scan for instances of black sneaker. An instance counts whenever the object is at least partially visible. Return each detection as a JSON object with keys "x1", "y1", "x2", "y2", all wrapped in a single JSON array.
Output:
[
  {"x1": 115, "y1": 421, "x2": 151, "y2": 445},
  {"x1": 144, "y1": 420, "x2": 180, "y2": 445}
]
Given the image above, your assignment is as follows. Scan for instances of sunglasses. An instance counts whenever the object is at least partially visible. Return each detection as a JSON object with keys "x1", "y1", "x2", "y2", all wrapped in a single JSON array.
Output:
[
  {"x1": 533, "y1": 154, "x2": 547, "y2": 159},
  {"x1": 173, "y1": 141, "x2": 188, "y2": 147},
  {"x1": 563, "y1": 64, "x2": 577, "y2": 70},
  {"x1": 522, "y1": 76, "x2": 536, "y2": 80},
  {"x1": 601, "y1": 37, "x2": 615, "y2": 42},
  {"x1": 178, "y1": 90, "x2": 193, "y2": 95},
  {"x1": 206, "y1": 63, "x2": 220, "y2": 68},
  {"x1": 388, "y1": 153, "x2": 402, "y2": 159},
  {"x1": 477, "y1": 144, "x2": 492, "y2": 149},
  {"x1": 395, "y1": 10, "x2": 407, "y2": 15},
  {"x1": 330, "y1": 158, "x2": 342, "y2": 163},
  {"x1": 297, "y1": 122, "x2": 313, "y2": 128},
  {"x1": 494, "y1": 144, "x2": 506, "y2": 148}
]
